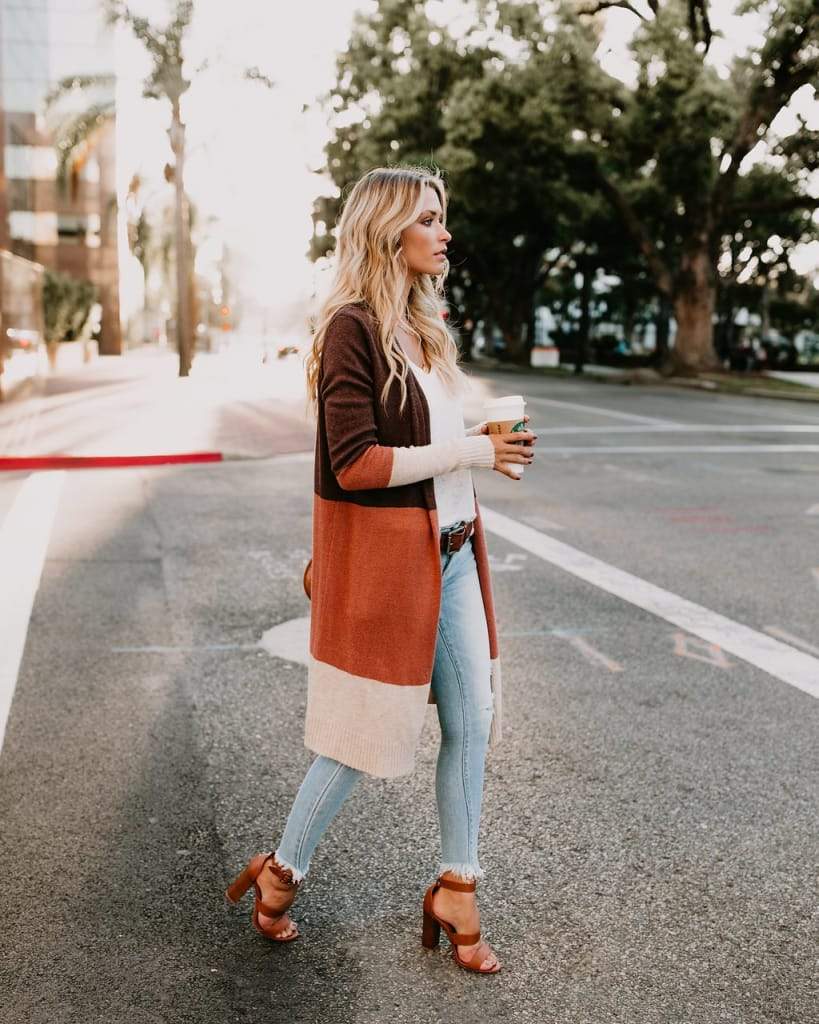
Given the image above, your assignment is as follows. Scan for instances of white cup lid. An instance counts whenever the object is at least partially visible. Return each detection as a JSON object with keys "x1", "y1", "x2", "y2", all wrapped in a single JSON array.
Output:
[{"x1": 484, "y1": 395, "x2": 526, "y2": 413}]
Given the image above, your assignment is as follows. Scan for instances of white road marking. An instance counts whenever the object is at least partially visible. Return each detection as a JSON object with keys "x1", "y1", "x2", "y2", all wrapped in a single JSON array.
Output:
[
  {"x1": 567, "y1": 636, "x2": 624, "y2": 672},
  {"x1": 763, "y1": 627, "x2": 819, "y2": 659},
  {"x1": 111, "y1": 643, "x2": 259, "y2": 653},
  {"x1": 501, "y1": 628, "x2": 597, "y2": 637},
  {"x1": 0, "y1": 394, "x2": 43, "y2": 456},
  {"x1": 531, "y1": 445, "x2": 819, "y2": 455},
  {"x1": 0, "y1": 471, "x2": 64, "y2": 752},
  {"x1": 806, "y1": 504, "x2": 819, "y2": 516},
  {"x1": 480, "y1": 505, "x2": 819, "y2": 700},
  {"x1": 673, "y1": 633, "x2": 733, "y2": 669},
  {"x1": 259, "y1": 616, "x2": 310, "y2": 666},
  {"x1": 543, "y1": 424, "x2": 819, "y2": 435},
  {"x1": 520, "y1": 515, "x2": 566, "y2": 531},
  {"x1": 488, "y1": 552, "x2": 528, "y2": 572},
  {"x1": 526, "y1": 395, "x2": 675, "y2": 426}
]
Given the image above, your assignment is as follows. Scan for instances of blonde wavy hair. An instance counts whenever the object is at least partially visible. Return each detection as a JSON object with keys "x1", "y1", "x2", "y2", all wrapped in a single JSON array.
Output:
[{"x1": 304, "y1": 165, "x2": 467, "y2": 416}]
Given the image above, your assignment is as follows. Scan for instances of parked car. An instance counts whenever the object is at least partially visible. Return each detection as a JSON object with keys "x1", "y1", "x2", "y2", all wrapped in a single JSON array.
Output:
[
  {"x1": 726, "y1": 335, "x2": 768, "y2": 372},
  {"x1": 759, "y1": 329, "x2": 798, "y2": 370},
  {"x1": 794, "y1": 330, "x2": 819, "y2": 366}
]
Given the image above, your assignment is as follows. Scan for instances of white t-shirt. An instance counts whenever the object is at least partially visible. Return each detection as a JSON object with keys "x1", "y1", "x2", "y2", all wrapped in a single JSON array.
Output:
[{"x1": 408, "y1": 360, "x2": 477, "y2": 529}]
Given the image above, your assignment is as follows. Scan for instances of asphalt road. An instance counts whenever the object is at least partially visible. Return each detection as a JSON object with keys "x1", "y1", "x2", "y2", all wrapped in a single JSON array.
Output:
[{"x1": 0, "y1": 366, "x2": 817, "y2": 1024}]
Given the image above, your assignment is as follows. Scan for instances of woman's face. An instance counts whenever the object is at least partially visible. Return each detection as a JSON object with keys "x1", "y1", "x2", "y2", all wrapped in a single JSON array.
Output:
[{"x1": 399, "y1": 185, "x2": 451, "y2": 278}]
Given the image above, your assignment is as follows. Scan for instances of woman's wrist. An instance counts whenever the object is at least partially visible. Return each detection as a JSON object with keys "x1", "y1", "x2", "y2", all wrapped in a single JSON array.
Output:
[{"x1": 455, "y1": 434, "x2": 495, "y2": 469}]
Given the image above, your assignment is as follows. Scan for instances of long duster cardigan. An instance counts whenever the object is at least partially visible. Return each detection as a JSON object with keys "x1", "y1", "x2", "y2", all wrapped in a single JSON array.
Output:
[{"x1": 305, "y1": 303, "x2": 503, "y2": 778}]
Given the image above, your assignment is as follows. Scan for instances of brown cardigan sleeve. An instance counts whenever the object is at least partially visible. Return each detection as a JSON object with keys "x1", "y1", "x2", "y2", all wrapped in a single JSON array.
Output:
[
  {"x1": 320, "y1": 313, "x2": 394, "y2": 489},
  {"x1": 320, "y1": 313, "x2": 494, "y2": 491}
]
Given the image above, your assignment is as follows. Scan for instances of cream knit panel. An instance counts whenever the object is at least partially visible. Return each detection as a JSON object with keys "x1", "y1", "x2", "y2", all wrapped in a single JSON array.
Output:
[{"x1": 387, "y1": 434, "x2": 495, "y2": 488}]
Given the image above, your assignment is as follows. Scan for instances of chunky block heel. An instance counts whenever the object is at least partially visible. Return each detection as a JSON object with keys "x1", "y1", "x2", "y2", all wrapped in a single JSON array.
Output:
[
  {"x1": 225, "y1": 862, "x2": 257, "y2": 904},
  {"x1": 225, "y1": 852, "x2": 302, "y2": 942},
  {"x1": 421, "y1": 910, "x2": 441, "y2": 949},
  {"x1": 421, "y1": 875, "x2": 501, "y2": 974}
]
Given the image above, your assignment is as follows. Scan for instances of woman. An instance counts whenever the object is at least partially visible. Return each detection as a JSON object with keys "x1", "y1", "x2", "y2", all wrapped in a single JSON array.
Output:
[{"x1": 226, "y1": 166, "x2": 537, "y2": 975}]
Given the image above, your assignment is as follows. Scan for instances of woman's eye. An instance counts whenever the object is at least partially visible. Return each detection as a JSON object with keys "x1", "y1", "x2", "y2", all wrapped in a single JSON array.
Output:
[{"x1": 422, "y1": 219, "x2": 433, "y2": 226}]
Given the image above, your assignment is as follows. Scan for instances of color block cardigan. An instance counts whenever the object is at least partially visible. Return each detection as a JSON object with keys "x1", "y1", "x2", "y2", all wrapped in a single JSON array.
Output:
[{"x1": 306, "y1": 302, "x2": 503, "y2": 778}]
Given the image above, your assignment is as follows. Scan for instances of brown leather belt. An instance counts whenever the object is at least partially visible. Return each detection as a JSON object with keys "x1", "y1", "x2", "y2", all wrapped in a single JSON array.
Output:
[{"x1": 440, "y1": 519, "x2": 474, "y2": 555}]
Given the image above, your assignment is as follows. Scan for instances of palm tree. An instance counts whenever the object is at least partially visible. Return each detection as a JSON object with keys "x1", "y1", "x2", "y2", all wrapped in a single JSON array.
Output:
[
  {"x1": 50, "y1": 1, "x2": 274, "y2": 376},
  {"x1": 44, "y1": 73, "x2": 116, "y2": 197}
]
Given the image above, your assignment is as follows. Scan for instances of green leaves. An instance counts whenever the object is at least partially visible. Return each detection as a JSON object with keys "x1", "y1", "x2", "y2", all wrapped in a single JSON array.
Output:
[
  {"x1": 43, "y1": 270, "x2": 96, "y2": 346},
  {"x1": 314, "y1": 0, "x2": 817, "y2": 371}
]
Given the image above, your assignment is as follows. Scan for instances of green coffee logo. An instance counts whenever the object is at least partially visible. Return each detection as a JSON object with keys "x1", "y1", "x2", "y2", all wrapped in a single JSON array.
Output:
[{"x1": 511, "y1": 420, "x2": 526, "y2": 432}]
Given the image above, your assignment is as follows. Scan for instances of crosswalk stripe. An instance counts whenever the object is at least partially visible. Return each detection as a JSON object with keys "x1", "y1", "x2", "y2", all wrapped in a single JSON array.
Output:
[
  {"x1": 481, "y1": 505, "x2": 819, "y2": 700},
  {"x1": 0, "y1": 471, "x2": 64, "y2": 753}
]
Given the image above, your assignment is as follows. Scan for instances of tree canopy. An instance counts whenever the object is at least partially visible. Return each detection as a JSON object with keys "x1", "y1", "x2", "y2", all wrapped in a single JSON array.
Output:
[{"x1": 312, "y1": 0, "x2": 818, "y2": 371}]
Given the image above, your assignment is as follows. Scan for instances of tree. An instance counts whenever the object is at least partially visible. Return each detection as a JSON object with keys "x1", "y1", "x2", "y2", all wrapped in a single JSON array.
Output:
[
  {"x1": 101, "y1": 1, "x2": 198, "y2": 375},
  {"x1": 316, "y1": 0, "x2": 817, "y2": 373},
  {"x1": 561, "y1": 0, "x2": 819, "y2": 373},
  {"x1": 311, "y1": 0, "x2": 583, "y2": 363},
  {"x1": 715, "y1": 163, "x2": 817, "y2": 357},
  {"x1": 42, "y1": 268, "x2": 96, "y2": 370},
  {"x1": 48, "y1": 2, "x2": 274, "y2": 376},
  {"x1": 44, "y1": 73, "x2": 116, "y2": 196}
]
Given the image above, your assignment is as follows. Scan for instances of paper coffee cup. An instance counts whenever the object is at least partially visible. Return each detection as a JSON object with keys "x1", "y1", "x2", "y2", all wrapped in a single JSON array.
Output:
[{"x1": 483, "y1": 394, "x2": 527, "y2": 477}]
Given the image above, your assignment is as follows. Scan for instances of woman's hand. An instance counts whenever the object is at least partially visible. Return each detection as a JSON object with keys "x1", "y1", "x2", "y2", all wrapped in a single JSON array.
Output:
[{"x1": 480, "y1": 414, "x2": 537, "y2": 481}]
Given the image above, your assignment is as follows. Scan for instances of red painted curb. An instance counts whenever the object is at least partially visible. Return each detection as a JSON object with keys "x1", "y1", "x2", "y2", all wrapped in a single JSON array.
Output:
[{"x1": 0, "y1": 452, "x2": 224, "y2": 471}]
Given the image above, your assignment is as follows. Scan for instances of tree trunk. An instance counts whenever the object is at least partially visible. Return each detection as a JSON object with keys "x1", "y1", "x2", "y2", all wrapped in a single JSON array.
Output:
[
  {"x1": 496, "y1": 317, "x2": 529, "y2": 365},
  {"x1": 47, "y1": 340, "x2": 59, "y2": 371},
  {"x1": 654, "y1": 292, "x2": 671, "y2": 368},
  {"x1": 669, "y1": 246, "x2": 720, "y2": 375},
  {"x1": 760, "y1": 276, "x2": 770, "y2": 339},
  {"x1": 170, "y1": 101, "x2": 192, "y2": 378}
]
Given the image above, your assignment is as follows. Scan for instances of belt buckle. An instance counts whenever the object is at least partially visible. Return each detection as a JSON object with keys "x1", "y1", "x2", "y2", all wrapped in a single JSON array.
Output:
[{"x1": 443, "y1": 521, "x2": 466, "y2": 554}]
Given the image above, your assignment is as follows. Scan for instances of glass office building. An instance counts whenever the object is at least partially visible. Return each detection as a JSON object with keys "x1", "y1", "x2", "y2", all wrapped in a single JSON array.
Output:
[{"x1": 0, "y1": 0, "x2": 121, "y2": 354}]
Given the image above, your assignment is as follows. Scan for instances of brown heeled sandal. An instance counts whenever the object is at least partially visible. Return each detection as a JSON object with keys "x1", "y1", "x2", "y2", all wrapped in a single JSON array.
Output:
[
  {"x1": 421, "y1": 875, "x2": 501, "y2": 974},
  {"x1": 225, "y1": 853, "x2": 301, "y2": 942}
]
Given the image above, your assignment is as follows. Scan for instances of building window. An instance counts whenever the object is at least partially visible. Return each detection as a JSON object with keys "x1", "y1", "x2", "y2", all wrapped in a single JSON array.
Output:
[
  {"x1": 57, "y1": 212, "x2": 100, "y2": 247},
  {"x1": 9, "y1": 210, "x2": 58, "y2": 245},
  {"x1": 4, "y1": 144, "x2": 57, "y2": 180}
]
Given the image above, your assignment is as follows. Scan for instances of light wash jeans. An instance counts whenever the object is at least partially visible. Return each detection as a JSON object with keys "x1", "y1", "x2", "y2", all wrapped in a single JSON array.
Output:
[{"x1": 274, "y1": 529, "x2": 494, "y2": 883}]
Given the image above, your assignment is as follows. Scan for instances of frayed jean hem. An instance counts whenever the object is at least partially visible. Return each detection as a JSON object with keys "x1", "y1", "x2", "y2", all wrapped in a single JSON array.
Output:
[
  {"x1": 273, "y1": 849, "x2": 307, "y2": 885},
  {"x1": 438, "y1": 861, "x2": 485, "y2": 883}
]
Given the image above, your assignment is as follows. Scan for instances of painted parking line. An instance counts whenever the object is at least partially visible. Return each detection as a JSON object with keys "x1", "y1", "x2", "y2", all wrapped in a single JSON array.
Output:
[
  {"x1": 764, "y1": 627, "x2": 819, "y2": 659},
  {"x1": 567, "y1": 636, "x2": 624, "y2": 673},
  {"x1": 542, "y1": 424, "x2": 819, "y2": 434},
  {"x1": 528, "y1": 445, "x2": 819, "y2": 455},
  {"x1": 480, "y1": 505, "x2": 819, "y2": 700},
  {"x1": 526, "y1": 395, "x2": 676, "y2": 426},
  {"x1": 0, "y1": 471, "x2": 65, "y2": 753}
]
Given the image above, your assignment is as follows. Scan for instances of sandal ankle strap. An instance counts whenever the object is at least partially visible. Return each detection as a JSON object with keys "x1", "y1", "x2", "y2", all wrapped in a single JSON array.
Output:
[
  {"x1": 436, "y1": 875, "x2": 476, "y2": 893},
  {"x1": 266, "y1": 855, "x2": 299, "y2": 887}
]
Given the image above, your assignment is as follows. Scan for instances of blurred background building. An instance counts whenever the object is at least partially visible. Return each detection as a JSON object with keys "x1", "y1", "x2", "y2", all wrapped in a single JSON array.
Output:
[{"x1": 0, "y1": 0, "x2": 120, "y2": 359}]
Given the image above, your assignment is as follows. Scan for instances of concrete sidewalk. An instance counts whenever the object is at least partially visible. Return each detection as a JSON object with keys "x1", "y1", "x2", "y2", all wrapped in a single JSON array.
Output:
[
  {"x1": 765, "y1": 369, "x2": 819, "y2": 389},
  {"x1": 0, "y1": 344, "x2": 316, "y2": 462}
]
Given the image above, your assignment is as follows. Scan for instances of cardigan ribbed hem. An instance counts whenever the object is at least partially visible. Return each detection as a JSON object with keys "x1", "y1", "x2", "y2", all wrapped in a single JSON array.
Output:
[{"x1": 305, "y1": 717, "x2": 419, "y2": 778}]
